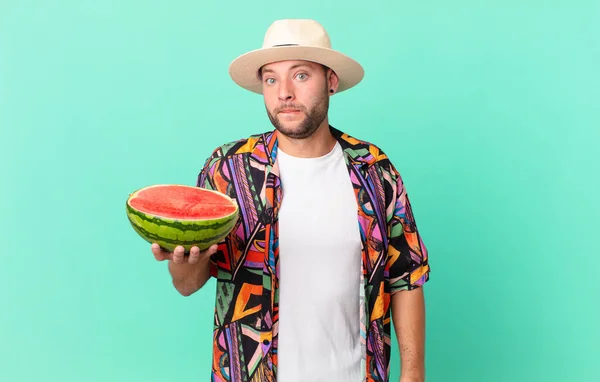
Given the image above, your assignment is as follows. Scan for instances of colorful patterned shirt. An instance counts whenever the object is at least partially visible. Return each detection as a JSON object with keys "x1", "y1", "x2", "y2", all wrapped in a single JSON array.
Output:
[{"x1": 196, "y1": 125, "x2": 430, "y2": 382}]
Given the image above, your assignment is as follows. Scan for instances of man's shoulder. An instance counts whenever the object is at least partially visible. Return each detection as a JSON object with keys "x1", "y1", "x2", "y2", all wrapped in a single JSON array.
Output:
[
  {"x1": 205, "y1": 130, "x2": 274, "y2": 161},
  {"x1": 335, "y1": 128, "x2": 395, "y2": 169}
]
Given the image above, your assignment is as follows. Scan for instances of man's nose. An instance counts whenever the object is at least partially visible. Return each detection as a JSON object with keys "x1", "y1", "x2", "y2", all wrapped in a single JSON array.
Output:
[{"x1": 278, "y1": 79, "x2": 294, "y2": 101}]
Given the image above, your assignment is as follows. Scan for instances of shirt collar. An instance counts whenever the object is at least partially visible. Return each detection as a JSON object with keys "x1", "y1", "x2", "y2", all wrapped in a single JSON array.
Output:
[{"x1": 252, "y1": 125, "x2": 380, "y2": 169}]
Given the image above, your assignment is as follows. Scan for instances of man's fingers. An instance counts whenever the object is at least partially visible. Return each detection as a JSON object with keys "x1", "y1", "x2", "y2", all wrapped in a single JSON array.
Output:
[
  {"x1": 172, "y1": 245, "x2": 186, "y2": 264},
  {"x1": 151, "y1": 243, "x2": 170, "y2": 261},
  {"x1": 201, "y1": 244, "x2": 219, "y2": 260},
  {"x1": 188, "y1": 246, "x2": 200, "y2": 264},
  {"x1": 152, "y1": 243, "x2": 217, "y2": 264},
  {"x1": 187, "y1": 245, "x2": 217, "y2": 264}
]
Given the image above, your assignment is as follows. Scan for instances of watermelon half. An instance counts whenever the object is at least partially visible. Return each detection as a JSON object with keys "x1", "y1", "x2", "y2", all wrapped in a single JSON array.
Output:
[{"x1": 126, "y1": 184, "x2": 238, "y2": 253}]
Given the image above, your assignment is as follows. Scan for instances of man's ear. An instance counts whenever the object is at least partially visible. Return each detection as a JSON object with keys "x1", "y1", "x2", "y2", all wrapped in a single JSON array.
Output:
[{"x1": 327, "y1": 69, "x2": 340, "y2": 94}]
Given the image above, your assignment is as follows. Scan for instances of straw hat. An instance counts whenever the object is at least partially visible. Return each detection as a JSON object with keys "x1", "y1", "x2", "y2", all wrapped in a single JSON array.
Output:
[{"x1": 229, "y1": 19, "x2": 364, "y2": 94}]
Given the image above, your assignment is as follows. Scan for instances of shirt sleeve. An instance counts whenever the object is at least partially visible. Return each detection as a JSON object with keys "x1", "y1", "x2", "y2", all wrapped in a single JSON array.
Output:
[
  {"x1": 196, "y1": 152, "x2": 229, "y2": 279},
  {"x1": 386, "y1": 163, "x2": 430, "y2": 293}
]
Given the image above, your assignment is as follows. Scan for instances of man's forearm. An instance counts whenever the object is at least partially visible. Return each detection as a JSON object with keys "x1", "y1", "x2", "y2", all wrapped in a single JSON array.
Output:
[{"x1": 391, "y1": 287, "x2": 426, "y2": 381}]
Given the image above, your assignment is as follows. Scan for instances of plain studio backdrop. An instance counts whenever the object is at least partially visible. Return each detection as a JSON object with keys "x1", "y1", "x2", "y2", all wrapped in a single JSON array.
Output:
[{"x1": 1, "y1": 1, "x2": 598, "y2": 381}]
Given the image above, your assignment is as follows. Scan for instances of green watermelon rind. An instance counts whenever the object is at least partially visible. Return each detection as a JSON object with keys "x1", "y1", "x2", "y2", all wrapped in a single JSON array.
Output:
[{"x1": 125, "y1": 185, "x2": 239, "y2": 253}]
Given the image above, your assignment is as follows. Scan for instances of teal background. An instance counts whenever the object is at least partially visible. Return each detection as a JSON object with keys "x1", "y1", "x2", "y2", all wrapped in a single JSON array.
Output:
[{"x1": 1, "y1": 1, "x2": 599, "y2": 381}]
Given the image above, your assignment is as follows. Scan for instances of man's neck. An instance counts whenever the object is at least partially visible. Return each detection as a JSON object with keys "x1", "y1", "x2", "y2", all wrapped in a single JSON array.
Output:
[{"x1": 276, "y1": 120, "x2": 337, "y2": 158}]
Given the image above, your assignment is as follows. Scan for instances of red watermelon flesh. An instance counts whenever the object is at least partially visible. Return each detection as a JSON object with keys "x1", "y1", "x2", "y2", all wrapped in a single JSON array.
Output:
[{"x1": 128, "y1": 184, "x2": 237, "y2": 220}]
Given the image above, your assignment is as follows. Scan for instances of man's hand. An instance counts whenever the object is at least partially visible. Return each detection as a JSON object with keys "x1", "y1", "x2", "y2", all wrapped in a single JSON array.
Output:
[
  {"x1": 151, "y1": 243, "x2": 219, "y2": 296},
  {"x1": 151, "y1": 243, "x2": 218, "y2": 264}
]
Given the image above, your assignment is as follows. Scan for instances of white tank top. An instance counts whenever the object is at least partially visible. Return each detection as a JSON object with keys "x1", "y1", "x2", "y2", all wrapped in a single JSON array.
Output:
[{"x1": 275, "y1": 141, "x2": 363, "y2": 382}]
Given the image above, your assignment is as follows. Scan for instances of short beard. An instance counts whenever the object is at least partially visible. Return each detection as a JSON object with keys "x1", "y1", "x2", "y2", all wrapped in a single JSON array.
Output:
[{"x1": 266, "y1": 87, "x2": 329, "y2": 139}]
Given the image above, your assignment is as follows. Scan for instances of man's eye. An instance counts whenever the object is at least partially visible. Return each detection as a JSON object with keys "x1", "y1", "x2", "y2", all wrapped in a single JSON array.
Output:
[
  {"x1": 265, "y1": 78, "x2": 275, "y2": 84},
  {"x1": 296, "y1": 73, "x2": 308, "y2": 80}
]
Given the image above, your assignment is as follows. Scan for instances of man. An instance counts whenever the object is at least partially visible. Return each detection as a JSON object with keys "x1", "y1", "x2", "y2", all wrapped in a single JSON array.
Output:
[{"x1": 151, "y1": 19, "x2": 430, "y2": 382}]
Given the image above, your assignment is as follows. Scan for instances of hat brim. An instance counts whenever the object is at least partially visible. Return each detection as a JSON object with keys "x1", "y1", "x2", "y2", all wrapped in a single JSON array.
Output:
[{"x1": 228, "y1": 45, "x2": 364, "y2": 94}]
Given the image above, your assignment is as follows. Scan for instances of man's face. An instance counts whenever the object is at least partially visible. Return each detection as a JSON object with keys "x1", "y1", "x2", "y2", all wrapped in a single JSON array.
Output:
[{"x1": 260, "y1": 60, "x2": 334, "y2": 139}]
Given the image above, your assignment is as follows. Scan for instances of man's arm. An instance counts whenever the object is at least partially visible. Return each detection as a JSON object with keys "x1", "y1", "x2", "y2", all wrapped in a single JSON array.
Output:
[
  {"x1": 391, "y1": 287, "x2": 426, "y2": 382},
  {"x1": 384, "y1": 159, "x2": 430, "y2": 381}
]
